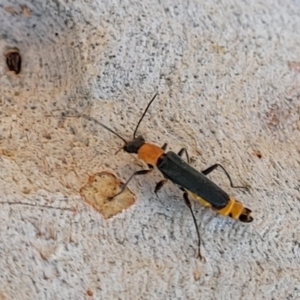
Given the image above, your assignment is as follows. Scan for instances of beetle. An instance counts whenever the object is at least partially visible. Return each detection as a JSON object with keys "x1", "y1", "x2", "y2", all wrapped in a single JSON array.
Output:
[{"x1": 82, "y1": 93, "x2": 253, "y2": 259}]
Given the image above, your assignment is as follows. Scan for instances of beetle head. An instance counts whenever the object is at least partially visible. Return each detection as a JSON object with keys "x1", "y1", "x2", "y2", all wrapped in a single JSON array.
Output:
[{"x1": 123, "y1": 136, "x2": 145, "y2": 153}]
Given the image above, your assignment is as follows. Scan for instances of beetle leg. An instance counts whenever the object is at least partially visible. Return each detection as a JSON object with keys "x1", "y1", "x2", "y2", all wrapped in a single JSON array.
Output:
[
  {"x1": 154, "y1": 179, "x2": 168, "y2": 194},
  {"x1": 181, "y1": 188, "x2": 203, "y2": 261},
  {"x1": 161, "y1": 143, "x2": 168, "y2": 151},
  {"x1": 108, "y1": 165, "x2": 153, "y2": 200},
  {"x1": 202, "y1": 164, "x2": 249, "y2": 190},
  {"x1": 177, "y1": 148, "x2": 190, "y2": 163}
]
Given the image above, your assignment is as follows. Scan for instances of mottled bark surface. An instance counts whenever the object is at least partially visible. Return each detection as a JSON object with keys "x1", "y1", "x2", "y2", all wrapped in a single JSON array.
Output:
[{"x1": 0, "y1": 1, "x2": 300, "y2": 299}]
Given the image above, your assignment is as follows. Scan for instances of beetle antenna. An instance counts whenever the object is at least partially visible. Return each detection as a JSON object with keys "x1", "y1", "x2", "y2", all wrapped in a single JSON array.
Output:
[
  {"x1": 82, "y1": 115, "x2": 127, "y2": 144},
  {"x1": 133, "y1": 93, "x2": 158, "y2": 139}
]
